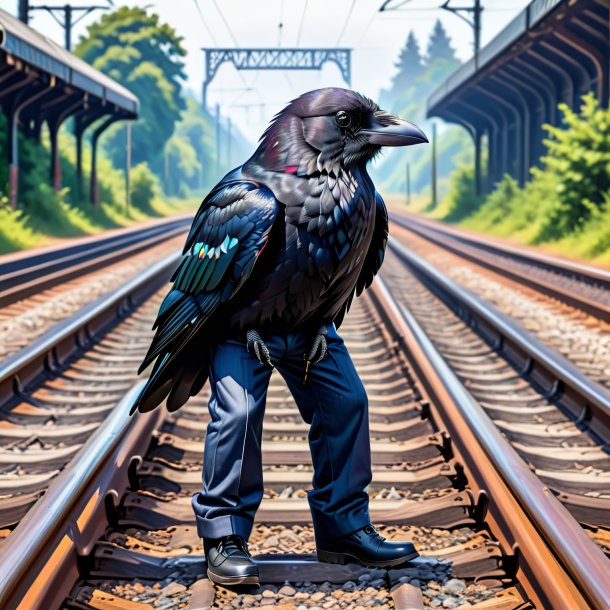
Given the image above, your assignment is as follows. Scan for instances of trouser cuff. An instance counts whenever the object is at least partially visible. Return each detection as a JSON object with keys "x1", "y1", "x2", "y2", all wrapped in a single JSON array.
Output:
[
  {"x1": 195, "y1": 513, "x2": 254, "y2": 540},
  {"x1": 310, "y1": 505, "x2": 371, "y2": 539}
]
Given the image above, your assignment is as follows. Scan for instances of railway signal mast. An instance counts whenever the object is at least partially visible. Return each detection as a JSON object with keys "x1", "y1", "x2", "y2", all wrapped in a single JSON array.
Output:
[{"x1": 440, "y1": 0, "x2": 482, "y2": 68}]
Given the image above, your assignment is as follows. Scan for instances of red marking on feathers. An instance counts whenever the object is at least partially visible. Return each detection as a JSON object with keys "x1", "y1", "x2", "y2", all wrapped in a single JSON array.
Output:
[
  {"x1": 254, "y1": 234, "x2": 270, "y2": 261},
  {"x1": 284, "y1": 165, "x2": 298, "y2": 174}
]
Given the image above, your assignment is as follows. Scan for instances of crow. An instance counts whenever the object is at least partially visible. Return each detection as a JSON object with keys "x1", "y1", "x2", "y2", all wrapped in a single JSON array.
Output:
[{"x1": 132, "y1": 87, "x2": 427, "y2": 414}]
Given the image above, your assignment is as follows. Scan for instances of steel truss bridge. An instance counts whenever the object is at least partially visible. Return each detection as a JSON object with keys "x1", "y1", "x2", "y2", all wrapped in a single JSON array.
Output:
[{"x1": 202, "y1": 48, "x2": 351, "y2": 108}]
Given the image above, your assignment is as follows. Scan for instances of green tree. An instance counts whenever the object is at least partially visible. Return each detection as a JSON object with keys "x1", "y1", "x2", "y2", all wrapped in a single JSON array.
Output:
[
  {"x1": 176, "y1": 97, "x2": 217, "y2": 189},
  {"x1": 165, "y1": 132, "x2": 201, "y2": 197},
  {"x1": 373, "y1": 22, "x2": 462, "y2": 196},
  {"x1": 74, "y1": 7, "x2": 187, "y2": 172},
  {"x1": 131, "y1": 162, "x2": 162, "y2": 214},
  {"x1": 426, "y1": 20, "x2": 456, "y2": 64}
]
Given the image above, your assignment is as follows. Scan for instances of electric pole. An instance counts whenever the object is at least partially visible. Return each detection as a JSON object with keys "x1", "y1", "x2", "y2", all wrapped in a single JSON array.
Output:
[
  {"x1": 380, "y1": 1, "x2": 483, "y2": 68},
  {"x1": 215, "y1": 104, "x2": 221, "y2": 179},
  {"x1": 227, "y1": 117, "x2": 232, "y2": 170},
  {"x1": 164, "y1": 148, "x2": 169, "y2": 193},
  {"x1": 441, "y1": 0, "x2": 482, "y2": 68},
  {"x1": 18, "y1": 0, "x2": 29, "y2": 23},
  {"x1": 28, "y1": 2, "x2": 114, "y2": 51},
  {"x1": 126, "y1": 122, "x2": 131, "y2": 217}
]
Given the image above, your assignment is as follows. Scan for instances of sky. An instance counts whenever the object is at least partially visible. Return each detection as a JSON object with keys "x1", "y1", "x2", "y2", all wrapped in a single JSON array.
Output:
[{"x1": 1, "y1": 0, "x2": 530, "y2": 143}]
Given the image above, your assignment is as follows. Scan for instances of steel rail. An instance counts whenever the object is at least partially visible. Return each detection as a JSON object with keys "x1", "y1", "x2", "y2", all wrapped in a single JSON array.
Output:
[
  {"x1": 0, "y1": 214, "x2": 191, "y2": 307},
  {"x1": 0, "y1": 252, "x2": 180, "y2": 406},
  {"x1": 389, "y1": 211, "x2": 610, "y2": 321},
  {"x1": 0, "y1": 382, "x2": 164, "y2": 610},
  {"x1": 388, "y1": 237, "x2": 610, "y2": 443},
  {"x1": 369, "y1": 275, "x2": 610, "y2": 610}
]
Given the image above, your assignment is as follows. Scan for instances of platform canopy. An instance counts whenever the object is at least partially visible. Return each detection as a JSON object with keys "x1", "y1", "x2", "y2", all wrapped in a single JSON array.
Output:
[
  {"x1": 427, "y1": 0, "x2": 609, "y2": 192},
  {"x1": 0, "y1": 8, "x2": 139, "y2": 206}
]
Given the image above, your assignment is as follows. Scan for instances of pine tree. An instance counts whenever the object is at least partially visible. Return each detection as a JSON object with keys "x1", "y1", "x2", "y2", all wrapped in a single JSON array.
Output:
[
  {"x1": 380, "y1": 31, "x2": 424, "y2": 109},
  {"x1": 392, "y1": 31, "x2": 424, "y2": 91},
  {"x1": 427, "y1": 19, "x2": 456, "y2": 63}
]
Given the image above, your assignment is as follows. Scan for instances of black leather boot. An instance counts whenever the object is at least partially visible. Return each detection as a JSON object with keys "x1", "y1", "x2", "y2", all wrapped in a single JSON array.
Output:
[
  {"x1": 316, "y1": 524, "x2": 419, "y2": 568},
  {"x1": 204, "y1": 535, "x2": 259, "y2": 585}
]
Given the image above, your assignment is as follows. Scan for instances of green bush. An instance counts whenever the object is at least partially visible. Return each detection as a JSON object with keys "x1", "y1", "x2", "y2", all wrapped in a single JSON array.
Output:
[
  {"x1": 130, "y1": 162, "x2": 162, "y2": 215},
  {"x1": 538, "y1": 93, "x2": 610, "y2": 238},
  {"x1": 440, "y1": 93, "x2": 610, "y2": 262},
  {"x1": 0, "y1": 196, "x2": 40, "y2": 253},
  {"x1": 0, "y1": 121, "x2": 188, "y2": 253},
  {"x1": 436, "y1": 165, "x2": 484, "y2": 221},
  {"x1": 568, "y1": 190, "x2": 610, "y2": 258}
]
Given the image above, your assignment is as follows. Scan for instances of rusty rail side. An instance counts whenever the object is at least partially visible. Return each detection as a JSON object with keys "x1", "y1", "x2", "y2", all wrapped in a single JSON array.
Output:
[
  {"x1": 0, "y1": 382, "x2": 164, "y2": 610},
  {"x1": 369, "y1": 276, "x2": 610, "y2": 610}
]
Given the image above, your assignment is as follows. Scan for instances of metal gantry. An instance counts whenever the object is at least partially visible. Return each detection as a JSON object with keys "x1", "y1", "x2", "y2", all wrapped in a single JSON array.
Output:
[
  {"x1": 201, "y1": 48, "x2": 352, "y2": 108},
  {"x1": 28, "y1": 4, "x2": 112, "y2": 51}
]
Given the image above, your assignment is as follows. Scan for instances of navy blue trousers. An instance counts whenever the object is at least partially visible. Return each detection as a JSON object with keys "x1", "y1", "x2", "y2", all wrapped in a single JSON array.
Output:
[{"x1": 191, "y1": 323, "x2": 372, "y2": 541}]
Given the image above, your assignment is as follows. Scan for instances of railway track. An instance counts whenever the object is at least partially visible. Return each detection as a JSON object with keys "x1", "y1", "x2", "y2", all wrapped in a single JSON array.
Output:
[
  {"x1": 0, "y1": 214, "x2": 192, "y2": 308},
  {"x1": 383, "y1": 239, "x2": 610, "y2": 546},
  {"x1": 0, "y1": 237, "x2": 185, "y2": 361},
  {"x1": 1, "y1": 251, "x2": 608, "y2": 609},
  {"x1": 389, "y1": 212, "x2": 610, "y2": 323},
  {"x1": 389, "y1": 214, "x2": 610, "y2": 396},
  {"x1": 0, "y1": 251, "x2": 179, "y2": 537}
]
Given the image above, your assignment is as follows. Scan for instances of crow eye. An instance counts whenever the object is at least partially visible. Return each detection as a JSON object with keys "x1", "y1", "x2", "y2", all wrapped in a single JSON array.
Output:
[{"x1": 335, "y1": 111, "x2": 351, "y2": 128}]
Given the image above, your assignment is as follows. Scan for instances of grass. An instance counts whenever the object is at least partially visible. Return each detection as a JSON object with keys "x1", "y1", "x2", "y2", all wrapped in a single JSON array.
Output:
[
  {"x1": 404, "y1": 95, "x2": 610, "y2": 267},
  {"x1": 389, "y1": 187, "x2": 610, "y2": 268},
  {"x1": 461, "y1": 198, "x2": 610, "y2": 266},
  {"x1": 0, "y1": 131, "x2": 198, "y2": 255},
  {"x1": 0, "y1": 186, "x2": 196, "y2": 255}
]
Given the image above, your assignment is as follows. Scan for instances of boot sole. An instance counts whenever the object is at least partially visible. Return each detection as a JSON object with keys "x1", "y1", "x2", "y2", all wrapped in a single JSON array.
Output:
[
  {"x1": 207, "y1": 566, "x2": 259, "y2": 586},
  {"x1": 316, "y1": 548, "x2": 420, "y2": 568}
]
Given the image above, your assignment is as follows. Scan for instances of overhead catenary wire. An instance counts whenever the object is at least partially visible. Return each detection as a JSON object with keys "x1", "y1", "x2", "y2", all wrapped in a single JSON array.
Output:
[
  {"x1": 192, "y1": 0, "x2": 218, "y2": 45},
  {"x1": 205, "y1": 0, "x2": 255, "y2": 103},
  {"x1": 354, "y1": 4, "x2": 381, "y2": 47},
  {"x1": 210, "y1": 0, "x2": 239, "y2": 46},
  {"x1": 336, "y1": 0, "x2": 356, "y2": 46},
  {"x1": 296, "y1": 0, "x2": 308, "y2": 46}
]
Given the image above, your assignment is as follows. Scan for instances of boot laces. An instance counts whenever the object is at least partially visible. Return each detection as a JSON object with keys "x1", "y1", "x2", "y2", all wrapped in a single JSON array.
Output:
[
  {"x1": 363, "y1": 525, "x2": 386, "y2": 544},
  {"x1": 218, "y1": 534, "x2": 251, "y2": 557}
]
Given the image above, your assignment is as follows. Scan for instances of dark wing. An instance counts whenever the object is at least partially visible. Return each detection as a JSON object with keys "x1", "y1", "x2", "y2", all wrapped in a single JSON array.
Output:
[
  {"x1": 334, "y1": 192, "x2": 388, "y2": 328},
  {"x1": 132, "y1": 180, "x2": 280, "y2": 414},
  {"x1": 356, "y1": 191, "x2": 388, "y2": 295}
]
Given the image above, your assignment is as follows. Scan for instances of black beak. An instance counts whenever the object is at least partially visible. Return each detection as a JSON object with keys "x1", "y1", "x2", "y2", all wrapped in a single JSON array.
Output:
[{"x1": 362, "y1": 112, "x2": 428, "y2": 147}]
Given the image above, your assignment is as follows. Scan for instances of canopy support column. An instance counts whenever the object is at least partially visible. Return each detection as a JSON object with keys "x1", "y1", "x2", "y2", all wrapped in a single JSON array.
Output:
[
  {"x1": 7, "y1": 80, "x2": 53, "y2": 208},
  {"x1": 48, "y1": 96, "x2": 84, "y2": 191}
]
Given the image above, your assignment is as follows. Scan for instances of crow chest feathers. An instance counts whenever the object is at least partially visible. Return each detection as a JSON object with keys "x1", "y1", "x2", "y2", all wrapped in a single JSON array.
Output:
[
  {"x1": 229, "y1": 164, "x2": 378, "y2": 330},
  {"x1": 133, "y1": 87, "x2": 427, "y2": 413}
]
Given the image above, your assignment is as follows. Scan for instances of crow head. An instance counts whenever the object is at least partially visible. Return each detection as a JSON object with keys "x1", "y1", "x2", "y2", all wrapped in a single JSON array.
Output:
[{"x1": 252, "y1": 87, "x2": 428, "y2": 173}]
